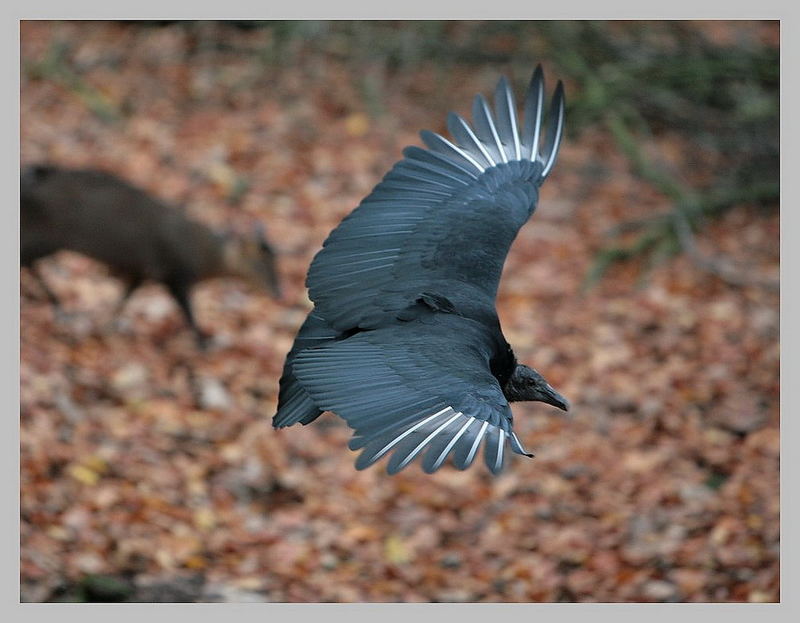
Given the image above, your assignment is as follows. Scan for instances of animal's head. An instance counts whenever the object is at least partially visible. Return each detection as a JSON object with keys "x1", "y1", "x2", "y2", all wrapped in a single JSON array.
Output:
[
  {"x1": 221, "y1": 222, "x2": 281, "y2": 299},
  {"x1": 504, "y1": 364, "x2": 569, "y2": 411}
]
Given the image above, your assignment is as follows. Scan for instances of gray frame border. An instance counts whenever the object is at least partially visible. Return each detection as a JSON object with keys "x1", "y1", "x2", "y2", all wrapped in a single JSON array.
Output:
[{"x1": 6, "y1": 2, "x2": 793, "y2": 621}]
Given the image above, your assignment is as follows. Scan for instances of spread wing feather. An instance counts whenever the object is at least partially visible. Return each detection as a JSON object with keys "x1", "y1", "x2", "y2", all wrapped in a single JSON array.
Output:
[
  {"x1": 273, "y1": 310, "x2": 337, "y2": 428},
  {"x1": 522, "y1": 66, "x2": 545, "y2": 161},
  {"x1": 494, "y1": 76, "x2": 522, "y2": 161}
]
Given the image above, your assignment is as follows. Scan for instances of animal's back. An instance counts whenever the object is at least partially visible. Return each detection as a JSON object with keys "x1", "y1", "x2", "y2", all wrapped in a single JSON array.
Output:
[{"x1": 20, "y1": 165, "x2": 217, "y2": 282}]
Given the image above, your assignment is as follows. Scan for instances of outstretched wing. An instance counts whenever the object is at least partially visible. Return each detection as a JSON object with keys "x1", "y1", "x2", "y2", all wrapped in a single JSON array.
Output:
[
  {"x1": 307, "y1": 67, "x2": 565, "y2": 332},
  {"x1": 291, "y1": 314, "x2": 534, "y2": 475}
]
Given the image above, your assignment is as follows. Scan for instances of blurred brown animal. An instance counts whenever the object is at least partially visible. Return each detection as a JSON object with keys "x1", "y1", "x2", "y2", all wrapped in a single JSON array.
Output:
[{"x1": 20, "y1": 164, "x2": 281, "y2": 347}]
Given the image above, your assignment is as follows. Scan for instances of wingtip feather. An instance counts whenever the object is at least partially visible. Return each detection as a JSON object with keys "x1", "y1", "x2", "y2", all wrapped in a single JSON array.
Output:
[
  {"x1": 493, "y1": 75, "x2": 521, "y2": 161},
  {"x1": 541, "y1": 79, "x2": 566, "y2": 179},
  {"x1": 472, "y1": 93, "x2": 508, "y2": 165}
]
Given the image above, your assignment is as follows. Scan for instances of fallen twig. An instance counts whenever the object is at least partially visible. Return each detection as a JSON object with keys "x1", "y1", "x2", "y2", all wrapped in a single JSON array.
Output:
[{"x1": 672, "y1": 210, "x2": 779, "y2": 292}]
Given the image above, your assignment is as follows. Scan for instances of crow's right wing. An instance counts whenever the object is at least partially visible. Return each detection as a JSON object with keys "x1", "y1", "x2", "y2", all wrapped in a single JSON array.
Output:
[{"x1": 306, "y1": 67, "x2": 565, "y2": 332}]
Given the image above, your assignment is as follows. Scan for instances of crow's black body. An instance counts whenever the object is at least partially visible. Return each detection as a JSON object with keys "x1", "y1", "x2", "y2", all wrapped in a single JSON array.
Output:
[{"x1": 275, "y1": 67, "x2": 568, "y2": 474}]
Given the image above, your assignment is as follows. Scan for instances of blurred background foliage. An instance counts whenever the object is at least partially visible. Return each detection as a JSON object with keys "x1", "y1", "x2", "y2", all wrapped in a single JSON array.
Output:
[{"x1": 69, "y1": 19, "x2": 776, "y2": 287}]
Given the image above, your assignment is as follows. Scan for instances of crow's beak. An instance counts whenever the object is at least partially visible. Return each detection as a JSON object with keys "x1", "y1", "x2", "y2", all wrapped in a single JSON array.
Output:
[{"x1": 540, "y1": 384, "x2": 570, "y2": 412}]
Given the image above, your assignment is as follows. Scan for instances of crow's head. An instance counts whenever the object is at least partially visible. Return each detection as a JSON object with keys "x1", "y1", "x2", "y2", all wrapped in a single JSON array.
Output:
[{"x1": 504, "y1": 364, "x2": 569, "y2": 411}]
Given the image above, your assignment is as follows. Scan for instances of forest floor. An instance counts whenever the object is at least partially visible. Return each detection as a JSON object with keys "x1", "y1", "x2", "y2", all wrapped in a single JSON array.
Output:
[{"x1": 20, "y1": 21, "x2": 779, "y2": 602}]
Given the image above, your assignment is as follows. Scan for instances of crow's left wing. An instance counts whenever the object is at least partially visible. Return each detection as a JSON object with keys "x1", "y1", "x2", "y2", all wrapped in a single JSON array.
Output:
[{"x1": 290, "y1": 314, "x2": 533, "y2": 474}]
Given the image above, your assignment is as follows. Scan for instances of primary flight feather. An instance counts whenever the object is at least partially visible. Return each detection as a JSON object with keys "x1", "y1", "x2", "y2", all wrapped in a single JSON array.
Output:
[{"x1": 274, "y1": 66, "x2": 569, "y2": 474}]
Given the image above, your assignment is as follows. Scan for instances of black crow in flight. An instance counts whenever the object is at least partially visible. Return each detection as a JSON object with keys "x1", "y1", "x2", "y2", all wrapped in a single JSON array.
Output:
[{"x1": 274, "y1": 66, "x2": 569, "y2": 474}]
